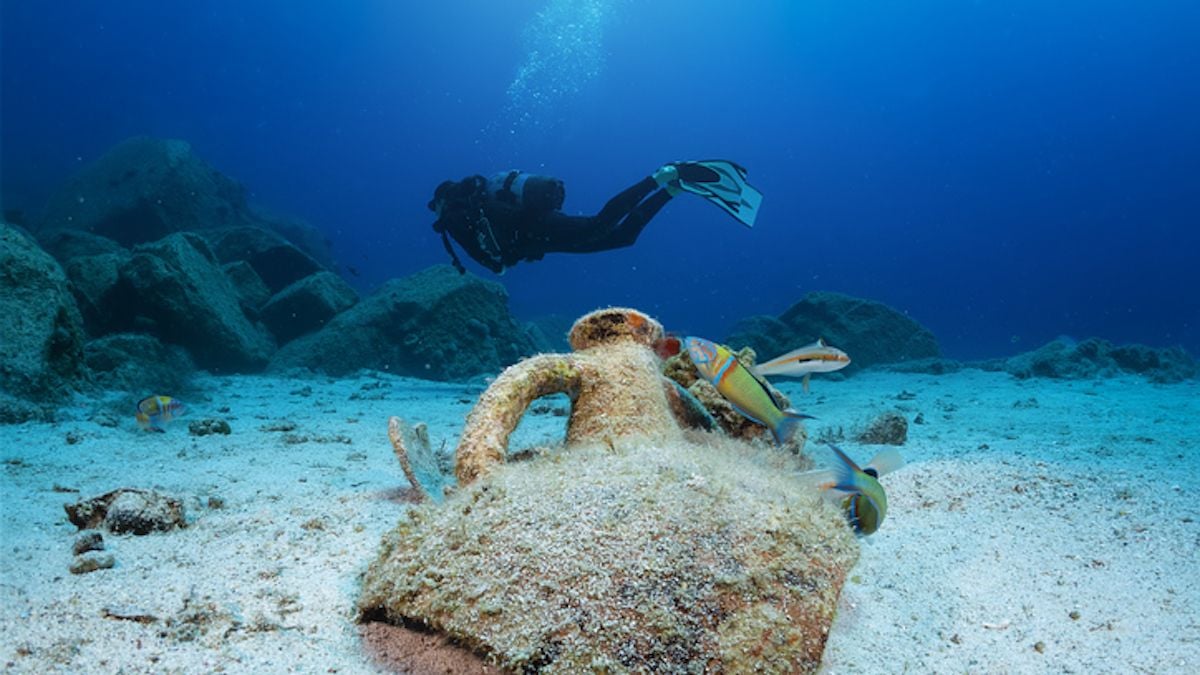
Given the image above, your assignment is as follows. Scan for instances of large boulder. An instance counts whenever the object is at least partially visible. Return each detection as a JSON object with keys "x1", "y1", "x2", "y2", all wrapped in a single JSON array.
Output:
[
  {"x1": 84, "y1": 333, "x2": 195, "y2": 394},
  {"x1": 119, "y1": 233, "x2": 275, "y2": 372},
  {"x1": 221, "y1": 260, "x2": 272, "y2": 318},
  {"x1": 270, "y1": 265, "x2": 536, "y2": 380},
  {"x1": 202, "y1": 226, "x2": 324, "y2": 293},
  {"x1": 260, "y1": 271, "x2": 358, "y2": 343},
  {"x1": 37, "y1": 137, "x2": 255, "y2": 246},
  {"x1": 0, "y1": 223, "x2": 87, "y2": 400},
  {"x1": 728, "y1": 291, "x2": 940, "y2": 372},
  {"x1": 64, "y1": 251, "x2": 132, "y2": 335},
  {"x1": 38, "y1": 229, "x2": 125, "y2": 263},
  {"x1": 256, "y1": 210, "x2": 337, "y2": 271}
]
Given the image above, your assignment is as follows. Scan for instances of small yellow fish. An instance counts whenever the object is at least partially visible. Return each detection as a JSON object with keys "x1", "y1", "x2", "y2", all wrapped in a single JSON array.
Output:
[
  {"x1": 752, "y1": 338, "x2": 851, "y2": 393},
  {"x1": 810, "y1": 444, "x2": 904, "y2": 535},
  {"x1": 135, "y1": 395, "x2": 184, "y2": 432}
]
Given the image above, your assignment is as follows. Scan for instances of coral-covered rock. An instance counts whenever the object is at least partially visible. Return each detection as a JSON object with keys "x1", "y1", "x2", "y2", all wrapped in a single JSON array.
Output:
[
  {"x1": 0, "y1": 223, "x2": 87, "y2": 401},
  {"x1": 260, "y1": 271, "x2": 358, "y2": 343},
  {"x1": 269, "y1": 265, "x2": 535, "y2": 380},
  {"x1": 119, "y1": 232, "x2": 275, "y2": 372},
  {"x1": 37, "y1": 137, "x2": 254, "y2": 246},
  {"x1": 203, "y1": 226, "x2": 324, "y2": 293},
  {"x1": 359, "y1": 441, "x2": 858, "y2": 673},
  {"x1": 776, "y1": 292, "x2": 940, "y2": 371}
]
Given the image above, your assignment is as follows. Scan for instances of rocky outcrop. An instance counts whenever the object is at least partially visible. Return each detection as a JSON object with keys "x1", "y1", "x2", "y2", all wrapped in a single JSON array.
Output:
[
  {"x1": 38, "y1": 137, "x2": 255, "y2": 246},
  {"x1": 202, "y1": 226, "x2": 324, "y2": 293},
  {"x1": 259, "y1": 271, "x2": 358, "y2": 343},
  {"x1": 0, "y1": 223, "x2": 87, "y2": 400},
  {"x1": 119, "y1": 233, "x2": 275, "y2": 372},
  {"x1": 36, "y1": 136, "x2": 335, "y2": 277},
  {"x1": 1003, "y1": 338, "x2": 1197, "y2": 383},
  {"x1": 84, "y1": 333, "x2": 195, "y2": 394},
  {"x1": 727, "y1": 291, "x2": 940, "y2": 372},
  {"x1": 221, "y1": 260, "x2": 272, "y2": 318},
  {"x1": 64, "y1": 251, "x2": 131, "y2": 334},
  {"x1": 270, "y1": 265, "x2": 536, "y2": 380},
  {"x1": 38, "y1": 229, "x2": 124, "y2": 263}
]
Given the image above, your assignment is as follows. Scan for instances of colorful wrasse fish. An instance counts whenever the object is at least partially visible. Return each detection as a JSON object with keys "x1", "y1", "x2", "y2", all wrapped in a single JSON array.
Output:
[
  {"x1": 752, "y1": 338, "x2": 851, "y2": 393},
  {"x1": 810, "y1": 444, "x2": 904, "y2": 535},
  {"x1": 684, "y1": 336, "x2": 813, "y2": 445},
  {"x1": 136, "y1": 395, "x2": 185, "y2": 432}
]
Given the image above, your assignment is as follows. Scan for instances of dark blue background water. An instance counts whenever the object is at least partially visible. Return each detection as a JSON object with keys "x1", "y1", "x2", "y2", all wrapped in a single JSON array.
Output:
[{"x1": 4, "y1": 1, "x2": 1198, "y2": 359}]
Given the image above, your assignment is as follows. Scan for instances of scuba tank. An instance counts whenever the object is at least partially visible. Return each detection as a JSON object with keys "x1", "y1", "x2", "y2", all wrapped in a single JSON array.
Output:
[{"x1": 487, "y1": 170, "x2": 565, "y2": 213}]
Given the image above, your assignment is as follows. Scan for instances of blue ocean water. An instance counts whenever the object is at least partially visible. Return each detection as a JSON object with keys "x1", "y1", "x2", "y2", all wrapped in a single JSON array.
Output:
[{"x1": 3, "y1": 0, "x2": 1197, "y2": 359}]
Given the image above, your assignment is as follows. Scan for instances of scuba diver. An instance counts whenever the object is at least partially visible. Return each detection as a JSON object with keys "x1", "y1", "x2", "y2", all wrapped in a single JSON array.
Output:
[{"x1": 428, "y1": 160, "x2": 762, "y2": 274}]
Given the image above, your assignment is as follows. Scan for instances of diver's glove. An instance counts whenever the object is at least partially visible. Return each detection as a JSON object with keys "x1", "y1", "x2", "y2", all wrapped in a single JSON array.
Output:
[{"x1": 652, "y1": 163, "x2": 683, "y2": 197}]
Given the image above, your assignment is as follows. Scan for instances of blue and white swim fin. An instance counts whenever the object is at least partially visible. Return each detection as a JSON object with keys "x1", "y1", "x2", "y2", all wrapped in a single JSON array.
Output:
[{"x1": 672, "y1": 159, "x2": 762, "y2": 228}]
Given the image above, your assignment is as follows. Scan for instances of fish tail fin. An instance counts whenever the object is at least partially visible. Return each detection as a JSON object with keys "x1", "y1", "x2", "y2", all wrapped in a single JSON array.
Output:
[
  {"x1": 772, "y1": 409, "x2": 815, "y2": 445},
  {"x1": 867, "y1": 448, "x2": 906, "y2": 476}
]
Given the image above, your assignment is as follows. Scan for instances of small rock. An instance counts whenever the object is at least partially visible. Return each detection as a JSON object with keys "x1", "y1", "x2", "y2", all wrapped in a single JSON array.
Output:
[
  {"x1": 70, "y1": 551, "x2": 116, "y2": 575},
  {"x1": 913, "y1": 412, "x2": 925, "y2": 425},
  {"x1": 72, "y1": 530, "x2": 105, "y2": 555},
  {"x1": 65, "y1": 431, "x2": 84, "y2": 445},
  {"x1": 857, "y1": 411, "x2": 908, "y2": 445},
  {"x1": 1033, "y1": 641, "x2": 1046, "y2": 653},
  {"x1": 65, "y1": 488, "x2": 186, "y2": 534},
  {"x1": 106, "y1": 490, "x2": 186, "y2": 534},
  {"x1": 188, "y1": 418, "x2": 231, "y2": 436}
]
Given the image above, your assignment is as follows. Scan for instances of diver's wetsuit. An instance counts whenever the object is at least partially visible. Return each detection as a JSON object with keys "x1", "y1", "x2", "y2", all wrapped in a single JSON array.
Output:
[{"x1": 430, "y1": 174, "x2": 673, "y2": 274}]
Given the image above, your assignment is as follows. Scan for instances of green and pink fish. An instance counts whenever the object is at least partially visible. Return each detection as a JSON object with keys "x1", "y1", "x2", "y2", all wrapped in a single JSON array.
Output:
[
  {"x1": 810, "y1": 444, "x2": 905, "y2": 535},
  {"x1": 684, "y1": 336, "x2": 813, "y2": 445}
]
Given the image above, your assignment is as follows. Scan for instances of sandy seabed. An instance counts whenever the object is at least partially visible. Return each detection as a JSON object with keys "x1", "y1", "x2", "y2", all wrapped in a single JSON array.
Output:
[{"x1": 1, "y1": 368, "x2": 1197, "y2": 674}]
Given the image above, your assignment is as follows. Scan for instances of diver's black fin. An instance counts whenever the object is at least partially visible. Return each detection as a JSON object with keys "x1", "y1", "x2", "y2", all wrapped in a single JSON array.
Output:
[{"x1": 673, "y1": 159, "x2": 762, "y2": 228}]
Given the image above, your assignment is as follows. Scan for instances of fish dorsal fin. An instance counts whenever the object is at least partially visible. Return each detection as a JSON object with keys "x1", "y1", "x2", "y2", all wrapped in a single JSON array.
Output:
[
  {"x1": 827, "y1": 444, "x2": 863, "y2": 490},
  {"x1": 744, "y1": 358, "x2": 785, "y2": 409}
]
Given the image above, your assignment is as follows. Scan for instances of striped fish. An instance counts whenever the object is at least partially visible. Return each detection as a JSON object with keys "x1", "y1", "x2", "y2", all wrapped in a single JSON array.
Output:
[
  {"x1": 136, "y1": 395, "x2": 185, "y2": 432},
  {"x1": 809, "y1": 445, "x2": 904, "y2": 535},
  {"x1": 752, "y1": 338, "x2": 851, "y2": 393},
  {"x1": 684, "y1": 336, "x2": 812, "y2": 445}
]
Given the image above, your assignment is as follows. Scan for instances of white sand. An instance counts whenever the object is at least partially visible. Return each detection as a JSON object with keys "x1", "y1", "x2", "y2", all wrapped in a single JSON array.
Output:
[{"x1": 1, "y1": 368, "x2": 1197, "y2": 673}]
